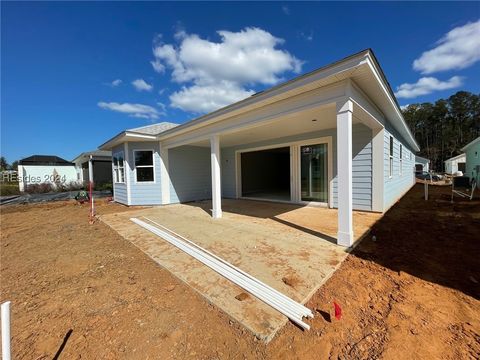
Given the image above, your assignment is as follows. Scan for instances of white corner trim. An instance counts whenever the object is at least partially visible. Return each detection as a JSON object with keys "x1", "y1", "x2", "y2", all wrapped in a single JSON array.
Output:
[
  {"x1": 124, "y1": 142, "x2": 132, "y2": 205},
  {"x1": 371, "y1": 128, "x2": 385, "y2": 212}
]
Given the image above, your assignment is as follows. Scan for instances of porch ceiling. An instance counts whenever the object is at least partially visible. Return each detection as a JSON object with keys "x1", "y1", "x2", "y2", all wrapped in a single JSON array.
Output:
[{"x1": 186, "y1": 104, "x2": 364, "y2": 148}]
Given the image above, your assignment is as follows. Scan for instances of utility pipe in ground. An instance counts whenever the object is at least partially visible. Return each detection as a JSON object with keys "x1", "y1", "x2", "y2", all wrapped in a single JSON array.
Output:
[{"x1": 1, "y1": 301, "x2": 11, "y2": 360}]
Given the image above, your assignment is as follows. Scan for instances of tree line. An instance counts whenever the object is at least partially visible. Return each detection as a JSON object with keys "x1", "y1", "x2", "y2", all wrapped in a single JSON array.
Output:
[{"x1": 402, "y1": 91, "x2": 480, "y2": 172}]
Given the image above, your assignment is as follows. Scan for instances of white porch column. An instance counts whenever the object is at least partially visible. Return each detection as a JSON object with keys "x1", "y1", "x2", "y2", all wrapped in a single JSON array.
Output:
[
  {"x1": 88, "y1": 155, "x2": 94, "y2": 185},
  {"x1": 159, "y1": 142, "x2": 171, "y2": 205},
  {"x1": 210, "y1": 134, "x2": 222, "y2": 219},
  {"x1": 336, "y1": 99, "x2": 354, "y2": 247}
]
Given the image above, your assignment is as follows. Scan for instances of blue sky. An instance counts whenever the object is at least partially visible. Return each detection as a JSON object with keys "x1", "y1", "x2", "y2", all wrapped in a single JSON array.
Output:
[{"x1": 1, "y1": 2, "x2": 479, "y2": 163}]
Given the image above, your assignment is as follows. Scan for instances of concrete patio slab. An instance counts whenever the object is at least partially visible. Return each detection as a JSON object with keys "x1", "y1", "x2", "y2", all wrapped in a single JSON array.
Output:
[{"x1": 100, "y1": 199, "x2": 381, "y2": 341}]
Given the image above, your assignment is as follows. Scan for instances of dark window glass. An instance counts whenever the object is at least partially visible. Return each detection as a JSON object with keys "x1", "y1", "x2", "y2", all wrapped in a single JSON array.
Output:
[
  {"x1": 136, "y1": 167, "x2": 154, "y2": 182},
  {"x1": 390, "y1": 137, "x2": 394, "y2": 156},
  {"x1": 135, "y1": 151, "x2": 153, "y2": 166}
]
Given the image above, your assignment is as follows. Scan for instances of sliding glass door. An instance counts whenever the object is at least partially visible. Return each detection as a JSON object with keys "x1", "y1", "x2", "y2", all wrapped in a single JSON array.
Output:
[{"x1": 300, "y1": 144, "x2": 328, "y2": 202}]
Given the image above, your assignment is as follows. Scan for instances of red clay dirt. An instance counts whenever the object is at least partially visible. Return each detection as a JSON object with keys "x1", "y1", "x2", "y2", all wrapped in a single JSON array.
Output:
[{"x1": 1, "y1": 184, "x2": 479, "y2": 359}]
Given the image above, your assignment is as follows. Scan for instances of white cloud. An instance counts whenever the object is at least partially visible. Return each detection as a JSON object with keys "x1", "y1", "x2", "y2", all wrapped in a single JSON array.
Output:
[
  {"x1": 98, "y1": 101, "x2": 160, "y2": 119},
  {"x1": 151, "y1": 27, "x2": 302, "y2": 113},
  {"x1": 299, "y1": 30, "x2": 314, "y2": 42},
  {"x1": 170, "y1": 82, "x2": 255, "y2": 113},
  {"x1": 400, "y1": 104, "x2": 410, "y2": 111},
  {"x1": 395, "y1": 76, "x2": 463, "y2": 99},
  {"x1": 132, "y1": 79, "x2": 153, "y2": 92},
  {"x1": 104, "y1": 79, "x2": 122, "y2": 87},
  {"x1": 413, "y1": 20, "x2": 480, "y2": 74},
  {"x1": 156, "y1": 102, "x2": 167, "y2": 112}
]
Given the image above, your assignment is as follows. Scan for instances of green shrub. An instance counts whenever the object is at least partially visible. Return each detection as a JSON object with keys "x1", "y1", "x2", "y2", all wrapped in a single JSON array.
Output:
[{"x1": 0, "y1": 183, "x2": 21, "y2": 196}]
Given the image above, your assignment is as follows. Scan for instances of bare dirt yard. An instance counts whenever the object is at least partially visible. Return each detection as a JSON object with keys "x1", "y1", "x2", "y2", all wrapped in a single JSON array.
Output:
[{"x1": 1, "y1": 184, "x2": 479, "y2": 359}]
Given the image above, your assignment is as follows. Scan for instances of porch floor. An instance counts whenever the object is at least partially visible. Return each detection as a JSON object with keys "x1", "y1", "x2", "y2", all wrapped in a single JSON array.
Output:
[{"x1": 100, "y1": 199, "x2": 382, "y2": 341}]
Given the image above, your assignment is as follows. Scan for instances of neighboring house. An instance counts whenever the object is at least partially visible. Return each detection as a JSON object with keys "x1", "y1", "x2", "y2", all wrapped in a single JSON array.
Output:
[
  {"x1": 99, "y1": 49, "x2": 420, "y2": 247},
  {"x1": 460, "y1": 136, "x2": 480, "y2": 188},
  {"x1": 444, "y1": 153, "x2": 466, "y2": 174},
  {"x1": 72, "y1": 150, "x2": 112, "y2": 186},
  {"x1": 17, "y1": 155, "x2": 78, "y2": 192},
  {"x1": 415, "y1": 156, "x2": 430, "y2": 172}
]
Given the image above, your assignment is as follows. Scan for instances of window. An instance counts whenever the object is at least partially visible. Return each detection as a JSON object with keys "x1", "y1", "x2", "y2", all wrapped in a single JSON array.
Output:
[
  {"x1": 389, "y1": 136, "x2": 394, "y2": 178},
  {"x1": 134, "y1": 150, "x2": 154, "y2": 182},
  {"x1": 112, "y1": 151, "x2": 125, "y2": 183},
  {"x1": 399, "y1": 144, "x2": 403, "y2": 176}
]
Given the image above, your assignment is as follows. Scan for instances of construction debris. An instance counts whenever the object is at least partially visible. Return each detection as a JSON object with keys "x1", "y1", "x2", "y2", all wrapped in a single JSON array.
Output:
[{"x1": 130, "y1": 217, "x2": 313, "y2": 330}]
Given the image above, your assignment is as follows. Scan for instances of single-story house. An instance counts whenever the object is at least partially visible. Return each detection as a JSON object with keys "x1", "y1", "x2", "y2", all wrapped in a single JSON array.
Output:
[
  {"x1": 17, "y1": 155, "x2": 78, "y2": 192},
  {"x1": 444, "y1": 153, "x2": 466, "y2": 174},
  {"x1": 415, "y1": 155, "x2": 430, "y2": 172},
  {"x1": 72, "y1": 150, "x2": 112, "y2": 185},
  {"x1": 460, "y1": 136, "x2": 480, "y2": 188},
  {"x1": 99, "y1": 49, "x2": 420, "y2": 247}
]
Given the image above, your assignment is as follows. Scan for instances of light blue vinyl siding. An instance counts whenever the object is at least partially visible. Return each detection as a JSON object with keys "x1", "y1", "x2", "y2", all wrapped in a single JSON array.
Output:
[
  {"x1": 127, "y1": 141, "x2": 162, "y2": 205},
  {"x1": 332, "y1": 124, "x2": 373, "y2": 211},
  {"x1": 169, "y1": 146, "x2": 212, "y2": 203},
  {"x1": 464, "y1": 141, "x2": 480, "y2": 187},
  {"x1": 112, "y1": 144, "x2": 128, "y2": 205},
  {"x1": 383, "y1": 127, "x2": 415, "y2": 210},
  {"x1": 222, "y1": 124, "x2": 373, "y2": 211}
]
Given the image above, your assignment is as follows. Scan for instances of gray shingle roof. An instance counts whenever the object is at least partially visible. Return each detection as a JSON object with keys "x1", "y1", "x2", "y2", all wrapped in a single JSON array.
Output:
[
  {"x1": 127, "y1": 122, "x2": 179, "y2": 135},
  {"x1": 19, "y1": 155, "x2": 73, "y2": 166}
]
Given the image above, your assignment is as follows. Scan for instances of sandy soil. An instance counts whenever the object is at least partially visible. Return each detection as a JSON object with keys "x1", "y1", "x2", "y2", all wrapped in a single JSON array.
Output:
[{"x1": 1, "y1": 185, "x2": 479, "y2": 359}]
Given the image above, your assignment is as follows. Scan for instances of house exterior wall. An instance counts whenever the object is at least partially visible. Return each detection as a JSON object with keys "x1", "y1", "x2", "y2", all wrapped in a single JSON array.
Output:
[
  {"x1": 415, "y1": 157, "x2": 429, "y2": 172},
  {"x1": 126, "y1": 142, "x2": 162, "y2": 205},
  {"x1": 445, "y1": 155, "x2": 466, "y2": 174},
  {"x1": 17, "y1": 164, "x2": 78, "y2": 192},
  {"x1": 111, "y1": 144, "x2": 128, "y2": 204},
  {"x1": 222, "y1": 123, "x2": 373, "y2": 211},
  {"x1": 168, "y1": 146, "x2": 212, "y2": 203},
  {"x1": 111, "y1": 121, "x2": 415, "y2": 213},
  {"x1": 464, "y1": 142, "x2": 480, "y2": 188},
  {"x1": 383, "y1": 126, "x2": 415, "y2": 211}
]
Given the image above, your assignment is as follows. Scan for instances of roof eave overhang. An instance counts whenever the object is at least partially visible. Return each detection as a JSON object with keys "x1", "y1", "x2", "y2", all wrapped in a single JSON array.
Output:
[
  {"x1": 155, "y1": 50, "x2": 420, "y2": 152},
  {"x1": 461, "y1": 137, "x2": 480, "y2": 152},
  {"x1": 156, "y1": 50, "x2": 372, "y2": 142},
  {"x1": 98, "y1": 131, "x2": 157, "y2": 150},
  {"x1": 364, "y1": 55, "x2": 420, "y2": 152}
]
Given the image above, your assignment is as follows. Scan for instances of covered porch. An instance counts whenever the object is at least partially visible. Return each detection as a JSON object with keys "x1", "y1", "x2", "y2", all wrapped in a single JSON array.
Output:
[
  {"x1": 159, "y1": 80, "x2": 386, "y2": 247},
  {"x1": 101, "y1": 198, "x2": 381, "y2": 340}
]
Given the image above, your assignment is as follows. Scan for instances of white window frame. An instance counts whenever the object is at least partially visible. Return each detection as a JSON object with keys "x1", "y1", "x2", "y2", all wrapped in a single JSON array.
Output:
[
  {"x1": 389, "y1": 136, "x2": 394, "y2": 179},
  {"x1": 399, "y1": 144, "x2": 403, "y2": 176},
  {"x1": 234, "y1": 136, "x2": 333, "y2": 208},
  {"x1": 112, "y1": 151, "x2": 125, "y2": 184},
  {"x1": 133, "y1": 149, "x2": 156, "y2": 183}
]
